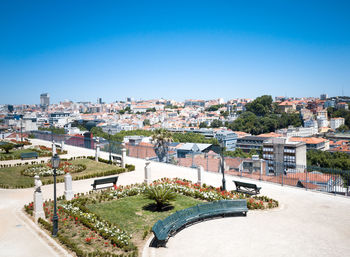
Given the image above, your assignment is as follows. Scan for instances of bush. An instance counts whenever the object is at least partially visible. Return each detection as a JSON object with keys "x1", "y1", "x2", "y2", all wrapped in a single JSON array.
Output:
[{"x1": 144, "y1": 184, "x2": 177, "y2": 210}]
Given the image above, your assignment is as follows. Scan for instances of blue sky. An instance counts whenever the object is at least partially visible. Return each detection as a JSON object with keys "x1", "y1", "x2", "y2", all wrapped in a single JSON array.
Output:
[{"x1": 1, "y1": 0, "x2": 349, "y2": 104}]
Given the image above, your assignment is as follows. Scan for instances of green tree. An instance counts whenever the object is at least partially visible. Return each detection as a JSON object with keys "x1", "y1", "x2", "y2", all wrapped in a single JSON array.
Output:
[
  {"x1": 0, "y1": 143, "x2": 14, "y2": 154},
  {"x1": 245, "y1": 95, "x2": 273, "y2": 116},
  {"x1": 143, "y1": 119, "x2": 151, "y2": 126},
  {"x1": 211, "y1": 119, "x2": 223, "y2": 128},
  {"x1": 337, "y1": 124, "x2": 349, "y2": 132},
  {"x1": 199, "y1": 122, "x2": 207, "y2": 128}
]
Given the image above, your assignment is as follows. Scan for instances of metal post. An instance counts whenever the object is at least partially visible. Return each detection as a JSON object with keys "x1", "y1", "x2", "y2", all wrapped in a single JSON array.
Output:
[
  {"x1": 52, "y1": 167, "x2": 58, "y2": 236},
  {"x1": 281, "y1": 163, "x2": 284, "y2": 186},
  {"x1": 305, "y1": 168, "x2": 308, "y2": 191},
  {"x1": 108, "y1": 129, "x2": 111, "y2": 162},
  {"x1": 221, "y1": 146, "x2": 226, "y2": 191},
  {"x1": 20, "y1": 119, "x2": 23, "y2": 142},
  {"x1": 206, "y1": 153, "x2": 209, "y2": 171}
]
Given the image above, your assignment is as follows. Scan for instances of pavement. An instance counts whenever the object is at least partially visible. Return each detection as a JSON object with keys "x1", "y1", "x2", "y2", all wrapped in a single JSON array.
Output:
[{"x1": 0, "y1": 139, "x2": 350, "y2": 257}]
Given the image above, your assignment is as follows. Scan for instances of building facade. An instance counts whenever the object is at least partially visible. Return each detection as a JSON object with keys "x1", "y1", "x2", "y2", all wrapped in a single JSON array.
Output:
[{"x1": 263, "y1": 137, "x2": 306, "y2": 174}]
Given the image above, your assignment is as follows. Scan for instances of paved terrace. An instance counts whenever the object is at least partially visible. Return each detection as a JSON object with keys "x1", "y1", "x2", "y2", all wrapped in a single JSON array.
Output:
[{"x1": 0, "y1": 139, "x2": 349, "y2": 257}]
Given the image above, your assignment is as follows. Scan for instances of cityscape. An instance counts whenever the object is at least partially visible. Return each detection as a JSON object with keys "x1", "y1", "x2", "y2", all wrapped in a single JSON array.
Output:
[{"x1": 1, "y1": 1, "x2": 350, "y2": 257}]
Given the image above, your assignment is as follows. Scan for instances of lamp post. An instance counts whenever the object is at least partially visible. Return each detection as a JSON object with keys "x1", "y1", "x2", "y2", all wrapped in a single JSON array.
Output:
[
  {"x1": 51, "y1": 153, "x2": 60, "y2": 237},
  {"x1": 20, "y1": 118, "x2": 23, "y2": 142},
  {"x1": 218, "y1": 138, "x2": 226, "y2": 191},
  {"x1": 50, "y1": 124, "x2": 53, "y2": 143},
  {"x1": 108, "y1": 129, "x2": 112, "y2": 162}
]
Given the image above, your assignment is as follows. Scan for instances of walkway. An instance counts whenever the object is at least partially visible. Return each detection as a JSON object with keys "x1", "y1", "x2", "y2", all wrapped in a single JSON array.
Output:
[{"x1": 0, "y1": 139, "x2": 349, "y2": 257}]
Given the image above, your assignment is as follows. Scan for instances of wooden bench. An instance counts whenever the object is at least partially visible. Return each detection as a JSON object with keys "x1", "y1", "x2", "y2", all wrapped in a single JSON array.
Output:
[
  {"x1": 20, "y1": 152, "x2": 38, "y2": 160},
  {"x1": 91, "y1": 176, "x2": 118, "y2": 190},
  {"x1": 152, "y1": 199, "x2": 248, "y2": 247},
  {"x1": 233, "y1": 180, "x2": 261, "y2": 195},
  {"x1": 112, "y1": 155, "x2": 122, "y2": 165}
]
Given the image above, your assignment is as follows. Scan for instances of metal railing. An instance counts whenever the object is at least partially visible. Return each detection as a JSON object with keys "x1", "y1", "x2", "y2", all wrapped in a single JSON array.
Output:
[{"x1": 32, "y1": 131, "x2": 350, "y2": 196}]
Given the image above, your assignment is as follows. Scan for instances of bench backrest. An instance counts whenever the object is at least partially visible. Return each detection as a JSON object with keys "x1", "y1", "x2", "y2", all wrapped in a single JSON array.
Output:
[
  {"x1": 234, "y1": 180, "x2": 258, "y2": 189},
  {"x1": 153, "y1": 199, "x2": 248, "y2": 242},
  {"x1": 21, "y1": 152, "x2": 38, "y2": 158},
  {"x1": 93, "y1": 176, "x2": 118, "y2": 185}
]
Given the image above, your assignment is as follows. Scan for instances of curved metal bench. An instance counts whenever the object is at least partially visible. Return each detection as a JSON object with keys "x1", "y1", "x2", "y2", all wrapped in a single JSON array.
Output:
[{"x1": 152, "y1": 199, "x2": 248, "y2": 247}]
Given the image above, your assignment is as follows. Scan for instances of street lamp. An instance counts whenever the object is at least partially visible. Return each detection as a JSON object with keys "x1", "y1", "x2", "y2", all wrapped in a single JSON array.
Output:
[
  {"x1": 108, "y1": 129, "x2": 112, "y2": 163},
  {"x1": 51, "y1": 153, "x2": 60, "y2": 237},
  {"x1": 218, "y1": 138, "x2": 226, "y2": 191}
]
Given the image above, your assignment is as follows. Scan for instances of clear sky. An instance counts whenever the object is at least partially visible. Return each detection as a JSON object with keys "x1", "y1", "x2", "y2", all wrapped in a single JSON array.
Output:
[{"x1": 1, "y1": 0, "x2": 349, "y2": 104}]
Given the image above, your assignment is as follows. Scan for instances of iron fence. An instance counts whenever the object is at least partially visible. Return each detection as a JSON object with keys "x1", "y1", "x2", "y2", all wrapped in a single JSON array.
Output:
[{"x1": 32, "y1": 131, "x2": 350, "y2": 196}]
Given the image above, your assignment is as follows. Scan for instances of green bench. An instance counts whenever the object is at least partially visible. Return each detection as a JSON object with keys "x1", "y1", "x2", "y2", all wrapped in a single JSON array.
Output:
[
  {"x1": 152, "y1": 199, "x2": 248, "y2": 247},
  {"x1": 91, "y1": 176, "x2": 118, "y2": 190},
  {"x1": 233, "y1": 180, "x2": 261, "y2": 195},
  {"x1": 20, "y1": 152, "x2": 38, "y2": 160}
]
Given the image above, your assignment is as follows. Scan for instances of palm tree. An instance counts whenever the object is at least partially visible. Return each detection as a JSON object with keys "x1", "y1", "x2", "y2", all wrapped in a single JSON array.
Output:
[
  {"x1": 151, "y1": 129, "x2": 173, "y2": 162},
  {"x1": 144, "y1": 185, "x2": 177, "y2": 210}
]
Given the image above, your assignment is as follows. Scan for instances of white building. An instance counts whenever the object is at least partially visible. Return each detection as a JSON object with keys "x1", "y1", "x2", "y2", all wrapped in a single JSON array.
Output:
[
  {"x1": 277, "y1": 126, "x2": 318, "y2": 137},
  {"x1": 330, "y1": 117, "x2": 345, "y2": 130},
  {"x1": 317, "y1": 117, "x2": 329, "y2": 128},
  {"x1": 304, "y1": 119, "x2": 318, "y2": 129}
]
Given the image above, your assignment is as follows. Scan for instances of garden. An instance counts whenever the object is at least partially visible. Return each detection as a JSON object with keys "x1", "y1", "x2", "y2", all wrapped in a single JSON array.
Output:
[
  {"x1": 24, "y1": 178, "x2": 279, "y2": 257},
  {"x1": 0, "y1": 157, "x2": 135, "y2": 188},
  {"x1": 0, "y1": 143, "x2": 67, "y2": 161}
]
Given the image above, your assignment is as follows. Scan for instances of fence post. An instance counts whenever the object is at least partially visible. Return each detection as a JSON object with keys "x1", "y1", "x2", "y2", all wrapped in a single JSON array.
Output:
[
  {"x1": 305, "y1": 168, "x2": 308, "y2": 191},
  {"x1": 206, "y1": 153, "x2": 209, "y2": 172}
]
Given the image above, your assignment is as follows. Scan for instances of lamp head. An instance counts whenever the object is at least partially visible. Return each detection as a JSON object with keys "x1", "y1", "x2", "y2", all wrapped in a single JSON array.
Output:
[{"x1": 51, "y1": 154, "x2": 60, "y2": 169}]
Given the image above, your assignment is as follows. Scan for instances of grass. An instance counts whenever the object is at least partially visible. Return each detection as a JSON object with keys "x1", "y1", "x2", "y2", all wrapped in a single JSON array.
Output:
[
  {"x1": 0, "y1": 159, "x2": 119, "y2": 188},
  {"x1": 87, "y1": 194, "x2": 203, "y2": 237},
  {"x1": 0, "y1": 148, "x2": 38, "y2": 160}
]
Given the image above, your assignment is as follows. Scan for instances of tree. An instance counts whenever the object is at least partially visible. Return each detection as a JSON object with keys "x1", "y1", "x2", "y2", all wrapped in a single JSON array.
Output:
[
  {"x1": 337, "y1": 124, "x2": 349, "y2": 132},
  {"x1": 211, "y1": 119, "x2": 223, "y2": 128},
  {"x1": 0, "y1": 143, "x2": 14, "y2": 154},
  {"x1": 245, "y1": 95, "x2": 273, "y2": 116},
  {"x1": 143, "y1": 119, "x2": 150, "y2": 126},
  {"x1": 199, "y1": 122, "x2": 207, "y2": 128},
  {"x1": 151, "y1": 129, "x2": 173, "y2": 162}
]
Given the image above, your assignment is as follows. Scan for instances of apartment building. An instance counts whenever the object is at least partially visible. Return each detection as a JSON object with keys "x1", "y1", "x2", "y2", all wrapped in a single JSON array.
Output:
[
  {"x1": 330, "y1": 117, "x2": 345, "y2": 130},
  {"x1": 263, "y1": 137, "x2": 306, "y2": 174},
  {"x1": 215, "y1": 130, "x2": 237, "y2": 151}
]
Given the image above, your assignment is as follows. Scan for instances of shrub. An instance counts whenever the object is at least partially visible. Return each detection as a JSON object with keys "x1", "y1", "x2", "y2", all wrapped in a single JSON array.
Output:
[{"x1": 144, "y1": 184, "x2": 177, "y2": 210}]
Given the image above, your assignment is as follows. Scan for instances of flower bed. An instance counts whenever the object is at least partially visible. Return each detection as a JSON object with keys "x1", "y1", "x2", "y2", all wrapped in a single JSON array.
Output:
[
  {"x1": 24, "y1": 178, "x2": 278, "y2": 257},
  {"x1": 21, "y1": 161, "x2": 86, "y2": 177}
]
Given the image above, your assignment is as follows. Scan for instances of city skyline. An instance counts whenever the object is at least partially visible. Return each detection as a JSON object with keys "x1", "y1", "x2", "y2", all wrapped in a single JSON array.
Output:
[{"x1": 1, "y1": 1, "x2": 350, "y2": 104}]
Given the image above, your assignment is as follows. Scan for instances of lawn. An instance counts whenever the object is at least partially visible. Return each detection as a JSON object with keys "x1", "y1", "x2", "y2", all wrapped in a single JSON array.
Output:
[
  {"x1": 0, "y1": 158, "x2": 124, "y2": 188},
  {"x1": 88, "y1": 194, "x2": 203, "y2": 236}
]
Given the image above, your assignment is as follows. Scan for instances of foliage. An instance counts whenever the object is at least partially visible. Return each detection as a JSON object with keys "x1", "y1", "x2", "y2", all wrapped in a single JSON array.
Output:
[
  {"x1": 205, "y1": 104, "x2": 224, "y2": 112},
  {"x1": 0, "y1": 143, "x2": 14, "y2": 153},
  {"x1": 211, "y1": 119, "x2": 223, "y2": 128},
  {"x1": 151, "y1": 129, "x2": 173, "y2": 162},
  {"x1": 0, "y1": 158, "x2": 133, "y2": 189},
  {"x1": 327, "y1": 107, "x2": 350, "y2": 127},
  {"x1": 337, "y1": 124, "x2": 349, "y2": 132},
  {"x1": 227, "y1": 111, "x2": 302, "y2": 135},
  {"x1": 307, "y1": 150, "x2": 350, "y2": 170},
  {"x1": 172, "y1": 132, "x2": 218, "y2": 144},
  {"x1": 144, "y1": 185, "x2": 177, "y2": 210},
  {"x1": 245, "y1": 95, "x2": 274, "y2": 116},
  {"x1": 21, "y1": 162, "x2": 86, "y2": 177},
  {"x1": 307, "y1": 150, "x2": 350, "y2": 187},
  {"x1": 146, "y1": 107, "x2": 156, "y2": 112},
  {"x1": 199, "y1": 122, "x2": 207, "y2": 128},
  {"x1": 143, "y1": 119, "x2": 150, "y2": 126},
  {"x1": 38, "y1": 126, "x2": 66, "y2": 134}
]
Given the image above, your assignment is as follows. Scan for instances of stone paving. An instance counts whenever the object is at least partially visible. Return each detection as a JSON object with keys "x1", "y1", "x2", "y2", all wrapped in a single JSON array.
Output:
[{"x1": 0, "y1": 139, "x2": 350, "y2": 257}]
